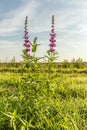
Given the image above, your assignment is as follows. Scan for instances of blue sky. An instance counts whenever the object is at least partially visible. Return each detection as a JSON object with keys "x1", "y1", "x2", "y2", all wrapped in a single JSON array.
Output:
[{"x1": 0, "y1": 0, "x2": 87, "y2": 62}]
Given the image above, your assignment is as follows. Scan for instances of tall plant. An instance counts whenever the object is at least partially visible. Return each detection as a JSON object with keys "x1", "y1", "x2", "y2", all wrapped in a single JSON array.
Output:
[
  {"x1": 23, "y1": 16, "x2": 31, "y2": 61},
  {"x1": 22, "y1": 16, "x2": 41, "y2": 71},
  {"x1": 45, "y1": 15, "x2": 58, "y2": 71}
]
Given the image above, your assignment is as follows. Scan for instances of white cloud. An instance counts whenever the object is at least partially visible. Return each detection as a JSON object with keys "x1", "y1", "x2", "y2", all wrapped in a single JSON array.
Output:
[
  {"x1": 0, "y1": 40, "x2": 21, "y2": 48},
  {"x1": 0, "y1": 28, "x2": 17, "y2": 36},
  {"x1": 0, "y1": 0, "x2": 87, "y2": 61},
  {"x1": 0, "y1": 0, "x2": 39, "y2": 36},
  {"x1": 0, "y1": 40, "x2": 23, "y2": 62},
  {"x1": 76, "y1": 24, "x2": 87, "y2": 34}
]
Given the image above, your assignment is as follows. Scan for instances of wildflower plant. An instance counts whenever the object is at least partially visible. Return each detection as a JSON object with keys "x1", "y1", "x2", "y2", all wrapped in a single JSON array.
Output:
[
  {"x1": 22, "y1": 16, "x2": 41, "y2": 71},
  {"x1": 22, "y1": 16, "x2": 31, "y2": 61},
  {"x1": 45, "y1": 15, "x2": 58, "y2": 71},
  {"x1": 49, "y1": 15, "x2": 56, "y2": 53}
]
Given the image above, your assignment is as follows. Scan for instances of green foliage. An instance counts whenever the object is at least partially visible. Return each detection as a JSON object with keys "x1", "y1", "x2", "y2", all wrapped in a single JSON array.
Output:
[
  {"x1": 60, "y1": 58, "x2": 85, "y2": 69},
  {"x1": 0, "y1": 70, "x2": 87, "y2": 129},
  {"x1": 31, "y1": 37, "x2": 40, "y2": 54},
  {"x1": 71, "y1": 58, "x2": 85, "y2": 68},
  {"x1": 62, "y1": 60, "x2": 70, "y2": 68},
  {"x1": 45, "y1": 50, "x2": 58, "y2": 63},
  {"x1": 45, "y1": 50, "x2": 58, "y2": 74}
]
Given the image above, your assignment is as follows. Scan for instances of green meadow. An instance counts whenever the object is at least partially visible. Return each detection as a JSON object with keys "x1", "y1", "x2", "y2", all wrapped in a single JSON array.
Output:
[{"x1": 0, "y1": 63, "x2": 87, "y2": 130}]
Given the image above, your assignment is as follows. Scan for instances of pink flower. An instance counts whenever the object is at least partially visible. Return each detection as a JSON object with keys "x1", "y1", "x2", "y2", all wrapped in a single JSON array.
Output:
[
  {"x1": 26, "y1": 44, "x2": 30, "y2": 47},
  {"x1": 26, "y1": 48, "x2": 30, "y2": 52},
  {"x1": 49, "y1": 43, "x2": 56, "y2": 47},
  {"x1": 24, "y1": 39, "x2": 30, "y2": 43},
  {"x1": 50, "y1": 33, "x2": 56, "y2": 37},
  {"x1": 23, "y1": 36, "x2": 29, "y2": 39},
  {"x1": 49, "y1": 47, "x2": 55, "y2": 52},
  {"x1": 50, "y1": 39, "x2": 56, "y2": 43},
  {"x1": 23, "y1": 43, "x2": 30, "y2": 47}
]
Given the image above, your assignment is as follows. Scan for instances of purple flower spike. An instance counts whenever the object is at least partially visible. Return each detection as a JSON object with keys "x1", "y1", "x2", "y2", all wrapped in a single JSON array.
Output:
[
  {"x1": 48, "y1": 15, "x2": 56, "y2": 53},
  {"x1": 23, "y1": 16, "x2": 31, "y2": 57}
]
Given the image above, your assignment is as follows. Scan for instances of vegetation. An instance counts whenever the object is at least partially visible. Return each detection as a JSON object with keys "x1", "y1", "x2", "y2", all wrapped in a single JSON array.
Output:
[
  {"x1": 0, "y1": 66, "x2": 87, "y2": 130},
  {"x1": 0, "y1": 15, "x2": 87, "y2": 130}
]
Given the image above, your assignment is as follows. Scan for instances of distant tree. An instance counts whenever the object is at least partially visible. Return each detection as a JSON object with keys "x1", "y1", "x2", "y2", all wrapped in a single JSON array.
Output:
[
  {"x1": 75, "y1": 58, "x2": 84, "y2": 68},
  {"x1": 71, "y1": 58, "x2": 84, "y2": 68},
  {"x1": 62, "y1": 60, "x2": 70, "y2": 68},
  {"x1": 71, "y1": 58, "x2": 76, "y2": 68}
]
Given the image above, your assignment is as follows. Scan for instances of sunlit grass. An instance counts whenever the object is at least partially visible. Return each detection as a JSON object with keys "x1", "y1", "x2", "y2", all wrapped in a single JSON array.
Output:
[{"x1": 0, "y1": 70, "x2": 87, "y2": 129}]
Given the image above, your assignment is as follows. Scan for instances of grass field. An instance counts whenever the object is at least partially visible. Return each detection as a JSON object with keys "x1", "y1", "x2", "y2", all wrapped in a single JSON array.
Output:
[{"x1": 0, "y1": 66, "x2": 87, "y2": 130}]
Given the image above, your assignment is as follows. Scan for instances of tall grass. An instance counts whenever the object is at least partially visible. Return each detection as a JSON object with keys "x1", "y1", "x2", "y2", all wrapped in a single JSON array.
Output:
[{"x1": 0, "y1": 70, "x2": 87, "y2": 130}]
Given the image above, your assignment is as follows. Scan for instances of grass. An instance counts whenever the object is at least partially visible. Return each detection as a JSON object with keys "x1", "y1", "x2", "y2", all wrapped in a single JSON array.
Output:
[{"x1": 0, "y1": 69, "x2": 87, "y2": 130}]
